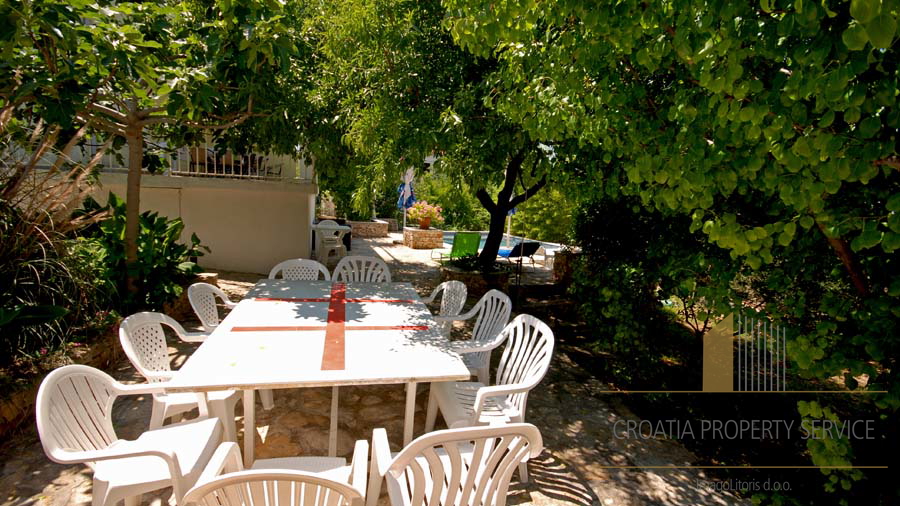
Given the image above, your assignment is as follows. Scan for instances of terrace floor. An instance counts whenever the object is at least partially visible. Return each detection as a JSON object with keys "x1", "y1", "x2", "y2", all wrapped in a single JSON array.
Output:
[{"x1": 0, "y1": 234, "x2": 745, "y2": 506}]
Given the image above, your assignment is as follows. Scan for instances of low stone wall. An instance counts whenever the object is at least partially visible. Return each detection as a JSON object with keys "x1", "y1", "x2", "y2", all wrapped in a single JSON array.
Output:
[
  {"x1": 403, "y1": 227, "x2": 444, "y2": 249},
  {"x1": 348, "y1": 220, "x2": 389, "y2": 238},
  {"x1": 0, "y1": 326, "x2": 122, "y2": 439},
  {"x1": 440, "y1": 266, "x2": 510, "y2": 297},
  {"x1": 383, "y1": 218, "x2": 399, "y2": 232}
]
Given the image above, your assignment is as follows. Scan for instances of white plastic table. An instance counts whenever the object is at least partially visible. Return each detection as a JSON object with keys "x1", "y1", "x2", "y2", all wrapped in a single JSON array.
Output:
[{"x1": 167, "y1": 279, "x2": 470, "y2": 466}]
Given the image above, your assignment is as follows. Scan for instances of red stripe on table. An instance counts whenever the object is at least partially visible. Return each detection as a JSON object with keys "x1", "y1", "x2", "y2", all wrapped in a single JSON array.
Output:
[
  {"x1": 231, "y1": 325, "x2": 430, "y2": 332},
  {"x1": 344, "y1": 298, "x2": 416, "y2": 303},
  {"x1": 253, "y1": 297, "x2": 415, "y2": 303},
  {"x1": 322, "y1": 283, "x2": 347, "y2": 370},
  {"x1": 253, "y1": 297, "x2": 331, "y2": 302}
]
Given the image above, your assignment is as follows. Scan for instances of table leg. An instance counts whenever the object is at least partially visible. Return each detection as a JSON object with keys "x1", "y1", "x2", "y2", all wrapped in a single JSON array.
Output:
[
  {"x1": 329, "y1": 386, "x2": 339, "y2": 457},
  {"x1": 404, "y1": 382, "x2": 417, "y2": 446},
  {"x1": 243, "y1": 390, "x2": 255, "y2": 468}
]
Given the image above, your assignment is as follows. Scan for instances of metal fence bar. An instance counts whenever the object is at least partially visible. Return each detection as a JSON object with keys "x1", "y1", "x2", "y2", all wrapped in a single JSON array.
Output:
[{"x1": 733, "y1": 312, "x2": 789, "y2": 392}]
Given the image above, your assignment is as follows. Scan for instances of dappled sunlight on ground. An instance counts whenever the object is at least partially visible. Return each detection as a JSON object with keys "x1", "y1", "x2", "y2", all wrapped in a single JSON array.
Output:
[{"x1": 0, "y1": 237, "x2": 745, "y2": 505}]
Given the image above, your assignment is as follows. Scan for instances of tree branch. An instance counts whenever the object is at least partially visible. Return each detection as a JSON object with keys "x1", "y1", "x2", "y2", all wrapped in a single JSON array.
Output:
[
  {"x1": 49, "y1": 121, "x2": 91, "y2": 173},
  {"x1": 475, "y1": 188, "x2": 497, "y2": 212},
  {"x1": 87, "y1": 102, "x2": 128, "y2": 122},
  {"x1": 509, "y1": 175, "x2": 548, "y2": 208},
  {"x1": 816, "y1": 222, "x2": 870, "y2": 297},
  {"x1": 874, "y1": 157, "x2": 900, "y2": 170},
  {"x1": 76, "y1": 112, "x2": 126, "y2": 136}
]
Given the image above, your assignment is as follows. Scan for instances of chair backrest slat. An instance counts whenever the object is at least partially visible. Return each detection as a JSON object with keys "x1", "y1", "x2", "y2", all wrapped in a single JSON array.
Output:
[
  {"x1": 36, "y1": 365, "x2": 119, "y2": 461},
  {"x1": 119, "y1": 312, "x2": 190, "y2": 382},
  {"x1": 188, "y1": 282, "x2": 233, "y2": 330},
  {"x1": 386, "y1": 424, "x2": 542, "y2": 506},
  {"x1": 333, "y1": 256, "x2": 391, "y2": 283},
  {"x1": 470, "y1": 290, "x2": 512, "y2": 345},
  {"x1": 269, "y1": 259, "x2": 331, "y2": 281},
  {"x1": 183, "y1": 470, "x2": 363, "y2": 506},
  {"x1": 494, "y1": 315, "x2": 555, "y2": 417}
]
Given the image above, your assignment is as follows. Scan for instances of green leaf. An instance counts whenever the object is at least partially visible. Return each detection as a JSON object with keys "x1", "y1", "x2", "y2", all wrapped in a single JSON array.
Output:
[
  {"x1": 850, "y1": 0, "x2": 880, "y2": 23},
  {"x1": 865, "y1": 13, "x2": 897, "y2": 49},
  {"x1": 887, "y1": 194, "x2": 900, "y2": 212},
  {"x1": 882, "y1": 232, "x2": 900, "y2": 252},
  {"x1": 858, "y1": 116, "x2": 881, "y2": 138},
  {"x1": 842, "y1": 23, "x2": 870, "y2": 50}
]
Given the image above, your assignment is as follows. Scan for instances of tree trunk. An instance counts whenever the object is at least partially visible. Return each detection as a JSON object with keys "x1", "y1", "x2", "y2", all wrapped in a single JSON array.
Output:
[
  {"x1": 475, "y1": 148, "x2": 547, "y2": 269},
  {"x1": 124, "y1": 125, "x2": 144, "y2": 294},
  {"x1": 479, "y1": 205, "x2": 510, "y2": 266}
]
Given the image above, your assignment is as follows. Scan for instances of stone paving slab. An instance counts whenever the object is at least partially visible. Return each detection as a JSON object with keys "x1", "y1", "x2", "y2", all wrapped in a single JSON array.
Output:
[{"x1": 0, "y1": 237, "x2": 745, "y2": 506}]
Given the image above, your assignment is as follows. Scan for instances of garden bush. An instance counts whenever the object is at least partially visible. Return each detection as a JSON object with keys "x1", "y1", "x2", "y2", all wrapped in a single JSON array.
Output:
[
  {"x1": 416, "y1": 171, "x2": 490, "y2": 231},
  {"x1": 510, "y1": 187, "x2": 575, "y2": 244},
  {"x1": 570, "y1": 195, "x2": 739, "y2": 379},
  {"x1": 0, "y1": 133, "x2": 115, "y2": 365},
  {"x1": 82, "y1": 192, "x2": 209, "y2": 310}
]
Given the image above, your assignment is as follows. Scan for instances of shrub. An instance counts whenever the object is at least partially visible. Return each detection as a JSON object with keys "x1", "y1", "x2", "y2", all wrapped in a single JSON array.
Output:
[
  {"x1": 510, "y1": 187, "x2": 575, "y2": 244},
  {"x1": 84, "y1": 192, "x2": 209, "y2": 310},
  {"x1": 415, "y1": 171, "x2": 490, "y2": 230},
  {"x1": 570, "y1": 195, "x2": 739, "y2": 377},
  {"x1": 0, "y1": 127, "x2": 113, "y2": 365}
]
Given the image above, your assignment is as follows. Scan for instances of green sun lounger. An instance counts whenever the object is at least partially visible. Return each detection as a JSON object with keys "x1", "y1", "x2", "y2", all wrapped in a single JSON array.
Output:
[{"x1": 432, "y1": 231, "x2": 481, "y2": 263}]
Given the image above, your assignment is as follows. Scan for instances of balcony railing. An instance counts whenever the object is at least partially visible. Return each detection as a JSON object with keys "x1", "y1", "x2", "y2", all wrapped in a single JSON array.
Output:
[{"x1": 66, "y1": 141, "x2": 315, "y2": 183}]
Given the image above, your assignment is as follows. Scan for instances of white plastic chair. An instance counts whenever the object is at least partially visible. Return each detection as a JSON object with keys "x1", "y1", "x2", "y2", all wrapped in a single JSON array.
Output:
[
  {"x1": 366, "y1": 423, "x2": 542, "y2": 506},
  {"x1": 333, "y1": 256, "x2": 392, "y2": 283},
  {"x1": 422, "y1": 281, "x2": 467, "y2": 338},
  {"x1": 434, "y1": 289, "x2": 511, "y2": 384},
  {"x1": 36, "y1": 365, "x2": 224, "y2": 506},
  {"x1": 316, "y1": 220, "x2": 349, "y2": 263},
  {"x1": 187, "y1": 283, "x2": 237, "y2": 331},
  {"x1": 119, "y1": 312, "x2": 241, "y2": 442},
  {"x1": 185, "y1": 286, "x2": 277, "y2": 411},
  {"x1": 269, "y1": 258, "x2": 332, "y2": 281},
  {"x1": 425, "y1": 315, "x2": 554, "y2": 482},
  {"x1": 184, "y1": 440, "x2": 368, "y2": 506}
]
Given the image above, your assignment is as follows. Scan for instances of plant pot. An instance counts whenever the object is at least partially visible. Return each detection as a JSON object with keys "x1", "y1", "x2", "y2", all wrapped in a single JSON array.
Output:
[{"x1": 419, "y1": 216, "x2": 432, "y2": 229}]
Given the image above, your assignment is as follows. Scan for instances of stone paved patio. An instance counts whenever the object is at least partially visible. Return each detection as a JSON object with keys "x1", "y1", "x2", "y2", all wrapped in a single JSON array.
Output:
[{"x1": 0, "y1": 234, "x2": 745, "y2": 505}]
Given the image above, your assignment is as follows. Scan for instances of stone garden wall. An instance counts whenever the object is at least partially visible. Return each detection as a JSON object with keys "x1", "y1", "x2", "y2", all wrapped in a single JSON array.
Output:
[
  {"x1": 403, "y1": 227, "x2": 444, "y2": 249},
  {"x1": 348, "y1": 220, "x2": 389, "y2": 238}
]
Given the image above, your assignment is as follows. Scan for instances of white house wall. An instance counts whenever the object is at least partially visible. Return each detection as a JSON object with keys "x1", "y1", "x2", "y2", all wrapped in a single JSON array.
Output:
[{"x1": 92, "y1": 173, "x2": 317, "y2": 274}]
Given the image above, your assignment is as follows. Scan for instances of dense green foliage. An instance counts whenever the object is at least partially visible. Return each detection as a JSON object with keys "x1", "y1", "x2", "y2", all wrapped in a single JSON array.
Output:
[
  {"x1": 509, "y1": 187, "x2": 575, "y2": 244},
  {"x1": 444, "y1": 0, "x2": 898, "y2": 497},
  {"x1": 306, "y1": 0, "x2": 565, "y2": 264},
  {"x1": 0, "y1": 130, "x2": 115, "y2": 364},
  {"x1": 1, "y1": 0, "x2": 312, "y2": 291},
  {"x1": 84, "y1": 193, "x2": 207, "y2": 310},
  {"x1": 571, "y1": 195, "x2": 739, "y2": 350},
  {"x1": 415, "y1": 171, "x2": 490, "y2": 230},
  {"x1": 0, "y1": 201, "x2": 113, "y2": 365}
]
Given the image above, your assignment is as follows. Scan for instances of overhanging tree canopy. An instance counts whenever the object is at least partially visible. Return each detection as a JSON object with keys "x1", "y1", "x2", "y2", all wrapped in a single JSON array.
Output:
[{"x1": 1, "y1": 0, "x2": 312, "y2": 294}]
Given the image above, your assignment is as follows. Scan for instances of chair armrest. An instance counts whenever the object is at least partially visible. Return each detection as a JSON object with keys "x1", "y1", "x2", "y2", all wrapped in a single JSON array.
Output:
[
  {"x1": 367, "y1": 428, "x2": 393, "y2": 506},
  {"x1": 473, "y1": 384, "x2": 530, "y2": 419},
  {"x1": 114, "y1": 381, "x2": 175, "y2": 396},
  {"x1": 144, "y1": 371, "x2": 175, "y2": 382},
  {"x1": 58, "y1": 445, "x2": 185, "y2": 497},
  {"x1": 447, "y1": 340, "x2": 500, "y2": 354},
  {"x1": 196, "y1": 442, "x2": 244, "y2": 487},
  {"x1": 434, "y1": 304, "x2": 479, "y2": 323},
  {"x1": 224, "y1": 300, "x2": 238, "y2": 309},
  {"x1": 371, "y1": 428, "x2": 393, "y2": 477},
  {"x1": 180, "y1": 331, "x2": 209, "y2": 343},
  {"x1": 453, "y1": 382, "x2": 486, "y2": 392},
  {"x1": 422, "y1": 284, "x2": 441, "y2": 305},
  {"x1": 348, "y1": 439, "x2": 369, "y2": 497}
]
